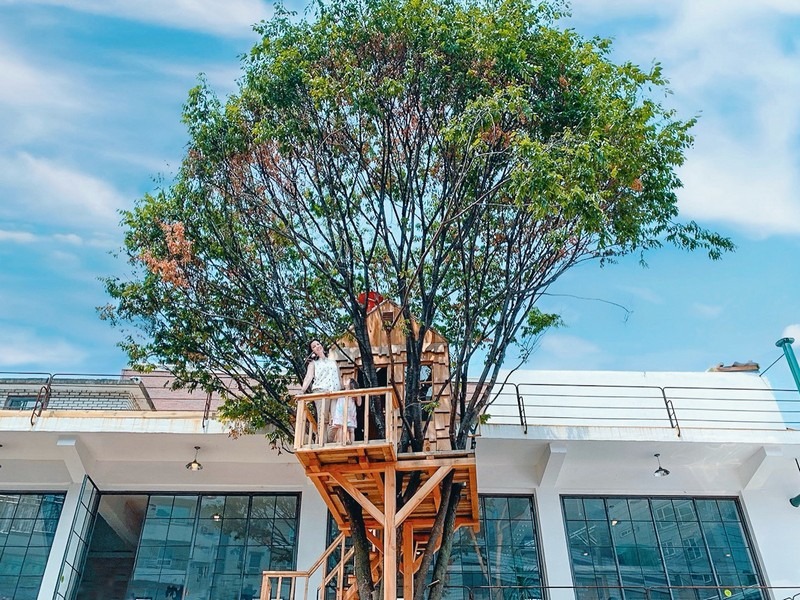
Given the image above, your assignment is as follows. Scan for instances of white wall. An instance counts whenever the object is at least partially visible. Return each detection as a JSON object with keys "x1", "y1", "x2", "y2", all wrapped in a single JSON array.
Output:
[{"x1": 741, "y1": 486, "x2": 800, "y2": 589}]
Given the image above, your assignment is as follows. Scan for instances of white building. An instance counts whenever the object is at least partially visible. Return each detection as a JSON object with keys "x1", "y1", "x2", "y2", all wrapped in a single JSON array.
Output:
[{"x1": 0, "y1": 368, "x2": 798, "y2": 600}]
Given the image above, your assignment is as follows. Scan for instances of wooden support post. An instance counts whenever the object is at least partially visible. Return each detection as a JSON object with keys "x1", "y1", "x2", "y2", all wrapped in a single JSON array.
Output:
[
  {"x1": 402, "y1": 521, "x2": 414, "y2": 600},
  {"x1": 294, "y1": 399, "x2": 306, "y2": 448},
  {"x1": 384, "y1": 465, "x2": 397, "y2": 600}
]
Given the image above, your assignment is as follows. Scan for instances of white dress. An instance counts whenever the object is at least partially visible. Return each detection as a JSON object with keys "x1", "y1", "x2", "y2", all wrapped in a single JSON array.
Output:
[{"x1": 333, "y1": 396, "x2": 358, "y2": 429}]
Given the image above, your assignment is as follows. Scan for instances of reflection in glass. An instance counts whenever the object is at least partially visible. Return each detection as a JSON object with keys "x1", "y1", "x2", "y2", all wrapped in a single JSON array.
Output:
[
  {"x1": 444, "y1": 495, "x2": 543, "y2": 599},
  {"x1": 74, "y1": 493, "x2": 299, "y2": 600},
  {"x1": 562, "y1": 497, "x2": 764, "y2": 600},
  {"x1": 0, "y1": 493, "x2": 65, "y2": 600}
]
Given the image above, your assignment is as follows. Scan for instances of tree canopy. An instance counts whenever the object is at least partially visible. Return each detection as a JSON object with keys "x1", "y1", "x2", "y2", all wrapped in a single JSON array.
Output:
[{"x1": 103, "y1": 0, "x2": 732, "y2": 596}]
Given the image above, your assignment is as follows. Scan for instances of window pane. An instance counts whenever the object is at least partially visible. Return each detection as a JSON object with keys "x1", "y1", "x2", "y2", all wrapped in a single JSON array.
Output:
[
  {"x1": 251, "y1": 496, "x2": 277, "y2": 519},
  {"x1": 223, "y1": 496, "x2": 249, "y2": 519},
  {"x1": 199, "y1": 496, "x2": 226, "y2": 519},
  {"x1": 484, "y1": 497, "x2": 509, "y2": 520},
  {"x1": 562, "y1": 497, "x2": 764, "y2": 600},
  {"x1": 171, "y1": 496, "x2": 198, "y2": 519},
  {"x1": 0, "y1": 493, "x2": 65, "y2": 600},
  {"x1": 628, "y1": 499, "x2": 651, "y2": 521},
  {"x1": 428, "y1": 495, "x2": 543, "y2": 598},
  {"x1": 717, "y1": 501, "x2": 740, "y2": 522},
  {"x1": 65, "y1": 493, "x2": 301, "y2": 600},
  {"x1": 584, "y1": 499, "x2": 606, "y2": 521},
  {"x1": 564, "y1": 498, "x2": 586, "y2": 520},
  {"x1": 607, "y1": 498, "x2": 631, "y2": 522},
  {"x1": 148, "y1": 496, "x2": 175, "y2": 519},
  {"x1": 275, "y1": 496, "x2": 298, "y2": 520}
]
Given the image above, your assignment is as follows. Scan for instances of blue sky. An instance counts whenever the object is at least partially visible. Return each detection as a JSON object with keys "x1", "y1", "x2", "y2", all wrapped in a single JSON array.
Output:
[{"x1": 0, "y1": 0, "x2": 798, "y2": 391}]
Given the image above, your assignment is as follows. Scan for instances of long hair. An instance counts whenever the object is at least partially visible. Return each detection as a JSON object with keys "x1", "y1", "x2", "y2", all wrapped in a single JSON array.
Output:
[{"x1": 307, "y1": 339, "x2": 327, "y2": 362}]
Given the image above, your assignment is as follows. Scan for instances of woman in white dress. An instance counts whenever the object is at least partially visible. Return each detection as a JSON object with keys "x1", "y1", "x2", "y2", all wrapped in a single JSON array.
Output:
[
  {"x1": 332, "y1": 377, "x2": 361, "y2": 444},
  {"x1": 300, "y1": 340, "x2": 341, "y2": 432}
]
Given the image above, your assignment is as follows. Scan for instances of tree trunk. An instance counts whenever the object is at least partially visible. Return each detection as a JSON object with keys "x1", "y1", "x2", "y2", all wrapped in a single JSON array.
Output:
[
  {"x1": 427, "y1": 482, "x2": 464, "y2": 600},
  {"x1": 341, "y1": 493, "x2": 376, "y2": 600},
  {"x1": 413, "y1": 472, "x2": 455, "y2": 600}
]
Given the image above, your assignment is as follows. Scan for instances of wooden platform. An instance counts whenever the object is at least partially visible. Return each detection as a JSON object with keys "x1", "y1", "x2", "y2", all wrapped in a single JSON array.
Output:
[
  {"x1": 291, "y1": 387, "x2": 479, "y2": 600},
  {"x1": 298, "y1": 443, "x2": 479, "y2": 532}
]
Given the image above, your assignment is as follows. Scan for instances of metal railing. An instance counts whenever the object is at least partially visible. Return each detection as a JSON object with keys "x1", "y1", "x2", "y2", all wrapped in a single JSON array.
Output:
[
  {"x1": 0, "y1": 371, "x2": 154, "y2": 425},
  {"x1": 255, "y1": 578, "x2": 798, "y2": 600},
  {"x1": 485, "y1": 382, "x2": 800, "y2": 437},
  {"x1": 5, "y1": 370, "x2": 800, "y2": 438},
  {"x1": 437, "y1": 584, "x2": 797, "y2": 600}
]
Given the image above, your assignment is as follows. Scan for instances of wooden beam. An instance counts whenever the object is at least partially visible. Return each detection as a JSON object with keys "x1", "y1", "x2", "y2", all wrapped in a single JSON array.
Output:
[
  {"x1": 396, "y1": 466, "x2": 452, "y2": 525},
  {"x1": 383, "y1": 465, "x2": 397, "y2": 600},
  {"x1": 325, "y1": 462, "x2": 394, "y2": 476},
  {"x1": 395, "y1": 456, "x2": 475, "y2": 470},
  {"x1": 403, "y1": 521, "x2": 414, "y2": 600},
  {"x1": 371, "y1": 471, "x2": 385, "y2": 504},
  {"x1": 307, "y1": 474, "x2": 346, "y2": 528},
  {"x1": 366, "y1": 529, "x2": 383, "y2": 554},
  {"x1": 329, "y1": 472, "x2": 385, "y2": 527}
]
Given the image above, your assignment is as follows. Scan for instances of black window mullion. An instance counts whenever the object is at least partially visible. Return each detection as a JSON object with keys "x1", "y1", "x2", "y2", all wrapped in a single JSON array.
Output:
[
  {"x1": 692, "y1": 499, "x2": 723, "y2": 600},
  {"x1": 605, "y1": 498, "x2": 627, "y2": 600},
  {"x1": 181, "y1": 495, "x2": 203, "y2": 600},
  {"x1": 648, "y1": 498, "x2": 677, "y2": 600}
]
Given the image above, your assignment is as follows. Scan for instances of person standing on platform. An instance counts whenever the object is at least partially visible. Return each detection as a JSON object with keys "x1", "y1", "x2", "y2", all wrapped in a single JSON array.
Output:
[
  {"x1": 332, "y1": 377, "x2": 361, "y2": 444},
  {"x1": 300, "y1": 339, "x2": 341, "y2": 436}
]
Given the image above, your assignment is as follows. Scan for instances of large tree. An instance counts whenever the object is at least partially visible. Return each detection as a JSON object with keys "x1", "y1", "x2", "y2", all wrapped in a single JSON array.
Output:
[{"x1": 103, "y1": 0, "x2": 732, "y2": 597}]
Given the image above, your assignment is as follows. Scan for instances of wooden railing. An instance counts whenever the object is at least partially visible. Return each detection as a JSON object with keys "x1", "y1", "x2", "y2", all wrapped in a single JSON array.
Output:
[
  {"x1": 293, "y1": 386, "x2": 399, "y2": 450},
  {"x1": 260, "y1": 531, "x2": 353, "y2": 600}
]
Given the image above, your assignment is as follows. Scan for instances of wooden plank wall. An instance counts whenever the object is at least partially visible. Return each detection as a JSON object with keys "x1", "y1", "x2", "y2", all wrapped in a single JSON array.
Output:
[{"x1": 331, "y1": 301, "x2": 454, "y2": 451}]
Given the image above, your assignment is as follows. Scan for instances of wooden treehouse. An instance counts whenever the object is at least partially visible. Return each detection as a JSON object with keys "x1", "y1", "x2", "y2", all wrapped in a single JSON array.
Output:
[{"x1": 261, "y1": 300, "x2": 479, "y2": 600}]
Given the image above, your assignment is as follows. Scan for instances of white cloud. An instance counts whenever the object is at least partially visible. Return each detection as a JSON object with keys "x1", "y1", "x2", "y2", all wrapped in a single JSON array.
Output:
[
  {"x1": 0, "y1": 229, "x2": 37, "y2": 243},
  {"x1": 0, "y1": 230, "x2": 118, "y2": 249},
  {"x1": 12, "y1": 0, "x2": 272, "y2": 37},
  {"x1": 53, "y1": 233, "x2": 83, "y2": 245},
  {"x1": 568, "y1": 1, "x2": 800, "y2": 238},
  {"x1": 618, "y1": 286, "x2": 663, "y2": 305},
  {"x1": 49, "y1": 249, "x2": 82, "y2": 269},
  {"x1": 678, "y1": 121, "x2": 800, "y2": 236},
  {"x1": 690, "y1": 303, "x2": 723, "y2": 319},
  {"x1": 782, "y1": 324, "x2": 800, "y2": 345},
  {"x1": 0, "y1": 42, "x2": 87, "y2": 145},
  {"x1": 0, "y1": 153, "x2": 128, "y2": 231},
  {"x1": 539, "y1": 333, "x2": 602, "y2": 360},
  {"x1": 0, "y1": 327, "x2": 87, "y2": 369}
]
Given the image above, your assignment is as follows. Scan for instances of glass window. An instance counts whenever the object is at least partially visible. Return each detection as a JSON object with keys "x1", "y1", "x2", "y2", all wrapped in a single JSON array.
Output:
[
  {"x1": 0, "y1": 493, "x2": 65, "y2": 599},
  {"x1": 75, "y1": 493, "x2": 299, "y2": 600},
  {"x1": 439, "y1": 495, "x2": 543, "y2": 599},
  {"x1": 562, "y1": 497, "x2": 764, "y2": 600},
  {"x1": 323, "y1": 494, "x2": 544, "y2": 600}
]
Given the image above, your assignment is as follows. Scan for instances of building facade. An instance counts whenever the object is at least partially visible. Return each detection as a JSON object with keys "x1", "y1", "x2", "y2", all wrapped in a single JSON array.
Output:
[{"x1": 0, "y1": 368, "x2": 798, "y2": 600}]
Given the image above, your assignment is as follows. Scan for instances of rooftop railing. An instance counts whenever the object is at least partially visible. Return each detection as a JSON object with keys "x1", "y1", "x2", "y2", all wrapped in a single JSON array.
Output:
[
  {"x1": 0, "y1": 371, "x2": 156, "y2": 425},
  {"x1": 4, "y1": 371, "x2": 800, "y2": 438},
  {"x1": 485, "y1": 381, "x2": 800, "y2": 437}
]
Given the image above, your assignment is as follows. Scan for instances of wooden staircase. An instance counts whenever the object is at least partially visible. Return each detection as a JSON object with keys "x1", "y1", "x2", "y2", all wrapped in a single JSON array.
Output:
[{"x1": 261, "y1": 386, "x2": 479, "y2": 600}]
